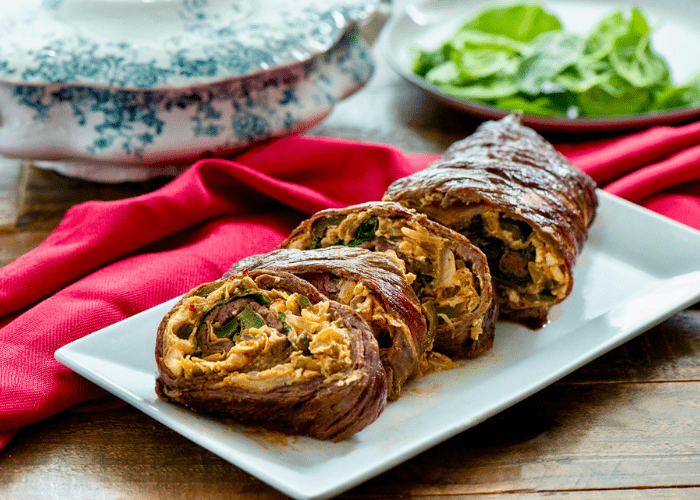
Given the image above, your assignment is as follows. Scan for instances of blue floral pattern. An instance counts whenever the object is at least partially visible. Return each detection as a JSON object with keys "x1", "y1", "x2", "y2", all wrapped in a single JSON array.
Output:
[
  {"x1": 0, "y1": 0, "x2": 376, "y2": 87},
  {"x1": 3, "y1": 30, "x2": 372, "y2": 162}
]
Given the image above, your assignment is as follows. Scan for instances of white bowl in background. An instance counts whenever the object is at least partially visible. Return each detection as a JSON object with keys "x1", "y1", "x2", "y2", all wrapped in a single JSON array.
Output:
[{"x1": 0, "y1": 0, "x2": 377, "y2": 181}]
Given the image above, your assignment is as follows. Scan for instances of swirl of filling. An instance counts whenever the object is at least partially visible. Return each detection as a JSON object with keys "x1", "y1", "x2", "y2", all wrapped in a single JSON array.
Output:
[
  {"x1": 155, "y1": 269, "x2": 387, "y2": 441},
  {"x1": 278, "y1": 201, "x2": 497, "y2": 360},
  {"x1": 227, "y1": 246, "x2": 427, "y2": 401}
]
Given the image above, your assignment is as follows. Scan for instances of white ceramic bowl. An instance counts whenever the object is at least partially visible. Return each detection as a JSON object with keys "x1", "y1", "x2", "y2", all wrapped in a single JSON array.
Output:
[{"x1": 0, "y1": 0, "x2": 377, "y2": 181}]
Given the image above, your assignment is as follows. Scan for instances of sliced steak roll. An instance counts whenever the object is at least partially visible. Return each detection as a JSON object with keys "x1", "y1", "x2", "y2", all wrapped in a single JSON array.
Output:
[
  {"x1": 155, "y1": 269, "x2": 387, "y2": 442},
  {"x1": 227, "y1": 247, "x2": 427, "y2": 401},
  {"x1": 278, "y1": 201, "x2": 497, "y2": 360},
  {"x1": 383, "y1": 113, "x2": 598, "y2": 329}
]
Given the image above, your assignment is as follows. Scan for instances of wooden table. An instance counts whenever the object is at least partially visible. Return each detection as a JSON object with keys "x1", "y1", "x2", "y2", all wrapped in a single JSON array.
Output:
[{"x1": 2, "y1": 12, "x2": 700, "y2": 500}]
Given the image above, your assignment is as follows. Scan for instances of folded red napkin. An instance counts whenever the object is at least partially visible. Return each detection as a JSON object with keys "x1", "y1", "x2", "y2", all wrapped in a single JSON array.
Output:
[
  {"x1": 557, "y1": 120, "x2": 700, "y2": 231},
  {"x1": 2, "y1": 122, "x2": 700, "y2": 451}
]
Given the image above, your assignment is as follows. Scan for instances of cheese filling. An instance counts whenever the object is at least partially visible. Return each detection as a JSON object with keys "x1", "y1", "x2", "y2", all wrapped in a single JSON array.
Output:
[
  {"x1": 459, "y1": 212, "x2": 568, "y2": 309},
  {"x1": 160, "y1": 276, "x2": 354, "y2": 391},
  {"x1": 286, "y1": 213, "x2": 483, "y2": 344},
  {"x1": 403, "y1": 192, "x2": 569, "y2": 310}
]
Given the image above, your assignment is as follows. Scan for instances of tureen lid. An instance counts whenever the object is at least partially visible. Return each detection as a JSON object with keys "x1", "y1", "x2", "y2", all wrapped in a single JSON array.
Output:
[{"x1": 0, "y1": 0, "x2": 376, "y2": 89}]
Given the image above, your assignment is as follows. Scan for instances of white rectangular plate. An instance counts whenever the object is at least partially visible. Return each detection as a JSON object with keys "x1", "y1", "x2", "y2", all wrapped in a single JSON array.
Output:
[{"x1": 56, "y1": 191, "x2": 700, "y2": 500}]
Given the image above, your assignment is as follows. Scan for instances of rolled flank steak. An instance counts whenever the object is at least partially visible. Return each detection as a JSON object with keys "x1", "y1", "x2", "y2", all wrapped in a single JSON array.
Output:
[
  {"x1": 383, "y1": 113, "x2": 598, "y2": 328},
  {"x1": 227, "y1": 246, "x2": 427, "y2": 401},
  {"x1": 155, "y1": 269, "x2": 387, "y2": 441},
  {"x1": 278, "y1": 201, "x2": 497, "y2": 360}
]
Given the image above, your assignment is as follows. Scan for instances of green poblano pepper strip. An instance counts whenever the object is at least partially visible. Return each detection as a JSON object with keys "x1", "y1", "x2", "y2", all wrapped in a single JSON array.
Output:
[
  {"x1": 215, "y1": 317, "x2": 241, "y2": 339},
  {"x1": 299, "y1": 295, "x2": 312, "y2": 309},
  {"x1": 176, "y1": 323, "x2": 195, "y2": 340},
  {"x1": 213, "y1": 307, "x2": 265, "y2": 341},
  {"x1": 278, "y1": 311, "x2": 290, "y2": 333},
  {"x1": 298, "y1": 334, "x2": 312, "y2": 354},
  {"x1": 311, "y1": 215, "x2": 346, "y2": 249},
  {"x1": 420, "y1": 300, "x2": 438, "y2": 351},
  {"x1": 194, "y1": 280, "x2": 226, "y2": 297},
  {"x1": 239, "y1": 308, "x2": 265, "y2": 329},
  {"x1": 232, "y1": 290, "x2": 270, "y2": 306},
  {"x1": 436, "y1": 302, "x2": 466, "y2": 319}
]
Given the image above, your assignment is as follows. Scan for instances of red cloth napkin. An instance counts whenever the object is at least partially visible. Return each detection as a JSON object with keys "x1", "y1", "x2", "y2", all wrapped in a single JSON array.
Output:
[
  {"x1": 557, "y1": 120, "x2": 700, "y2": 231},
  {"x1": 2, "y1": 122, "x2": 700, "y2": 451}
]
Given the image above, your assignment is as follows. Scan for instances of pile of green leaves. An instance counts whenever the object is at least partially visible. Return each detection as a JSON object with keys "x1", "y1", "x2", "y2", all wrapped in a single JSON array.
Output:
[{"x1": 412, "y1": 4, "x2": 700, "y2": 118}]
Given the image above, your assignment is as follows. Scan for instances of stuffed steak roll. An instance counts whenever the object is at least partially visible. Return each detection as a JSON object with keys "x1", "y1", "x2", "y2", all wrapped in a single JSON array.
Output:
[
  {"x1": 279, "y1": 201, "x2": 497, "y2": 359},
  {"x1": 155, "y1": 269, "x2": 387, "y2": 441},
  {"x1": 383, "y1": 113, "x2": 598, "y2": 328},
  {"x1": 227, "y1": 247, "x2": 427, "y2": 400}
]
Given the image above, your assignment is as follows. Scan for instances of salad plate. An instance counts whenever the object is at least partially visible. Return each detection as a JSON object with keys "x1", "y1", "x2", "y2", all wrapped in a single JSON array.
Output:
[
  {"x1": 55, "y1": 191, "x2": 700, "y2": 500},
  {"x1": 382, "y1": 0, "x2": 700, "y2": 133}
]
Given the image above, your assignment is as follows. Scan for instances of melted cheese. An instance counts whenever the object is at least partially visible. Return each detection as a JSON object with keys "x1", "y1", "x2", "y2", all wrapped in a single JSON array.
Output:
[
  {"x1": 293, "y1": 214, "x2": 482, "y2": 340},
  {"x1": 484, "y1": 214, "x2": 569, "y2": 304},
  {"x1": 160, "y1": 277, "x2": 355, "y2": 391},
  {"x1": 412, "y1": 193, "x2": 570, "y2": 308}
]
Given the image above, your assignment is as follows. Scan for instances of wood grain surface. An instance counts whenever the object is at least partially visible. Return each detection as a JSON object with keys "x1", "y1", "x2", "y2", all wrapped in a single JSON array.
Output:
[{"x1": 1, "y1": 10, "x2": 699, "y2": 500}]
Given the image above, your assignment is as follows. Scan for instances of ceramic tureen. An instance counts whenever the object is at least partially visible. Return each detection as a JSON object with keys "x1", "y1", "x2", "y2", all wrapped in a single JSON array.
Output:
[{"x1": 0, "y1": 0, "x2": 377, "y2": 181}]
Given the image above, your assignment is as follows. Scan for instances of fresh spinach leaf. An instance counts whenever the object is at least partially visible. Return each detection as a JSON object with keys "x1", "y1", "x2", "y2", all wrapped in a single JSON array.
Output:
[
  {"x1": 610, "y1": 31, "x2": 668, "y2": 88},
  {"x1": 496, "y1": 95, "x2": 568, "y2": 117},
  {"x1": 515, "y1": 32, "x2": 584, "y2": 95},
  {"x1": 649, "y1": 75, "x2": 700, "y2": 111},
  {"x1": 583, "y1": 10, "x2": 628, "y2": 61},
  {"x1": 425, "y1": 60, "x2": 462, "y2": 86},
  {"x1": 411, "y1": 3, "x2": 698, "y2": 118},
  {"x1": 439, "y1": 79, "x2": 519, "y2": 100},
  {"x1": 347, "y1": 217, "x2": 379, "y2": 246},
  {"x1": 577, "y1": 75, "x2": 651, "y2": 116},
  {"x1": 447, "y1": 29, "x2": 532, "y2": 56},
  {"x1": 459, "y1": 4, "x2": 562, "y2": 42}
]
